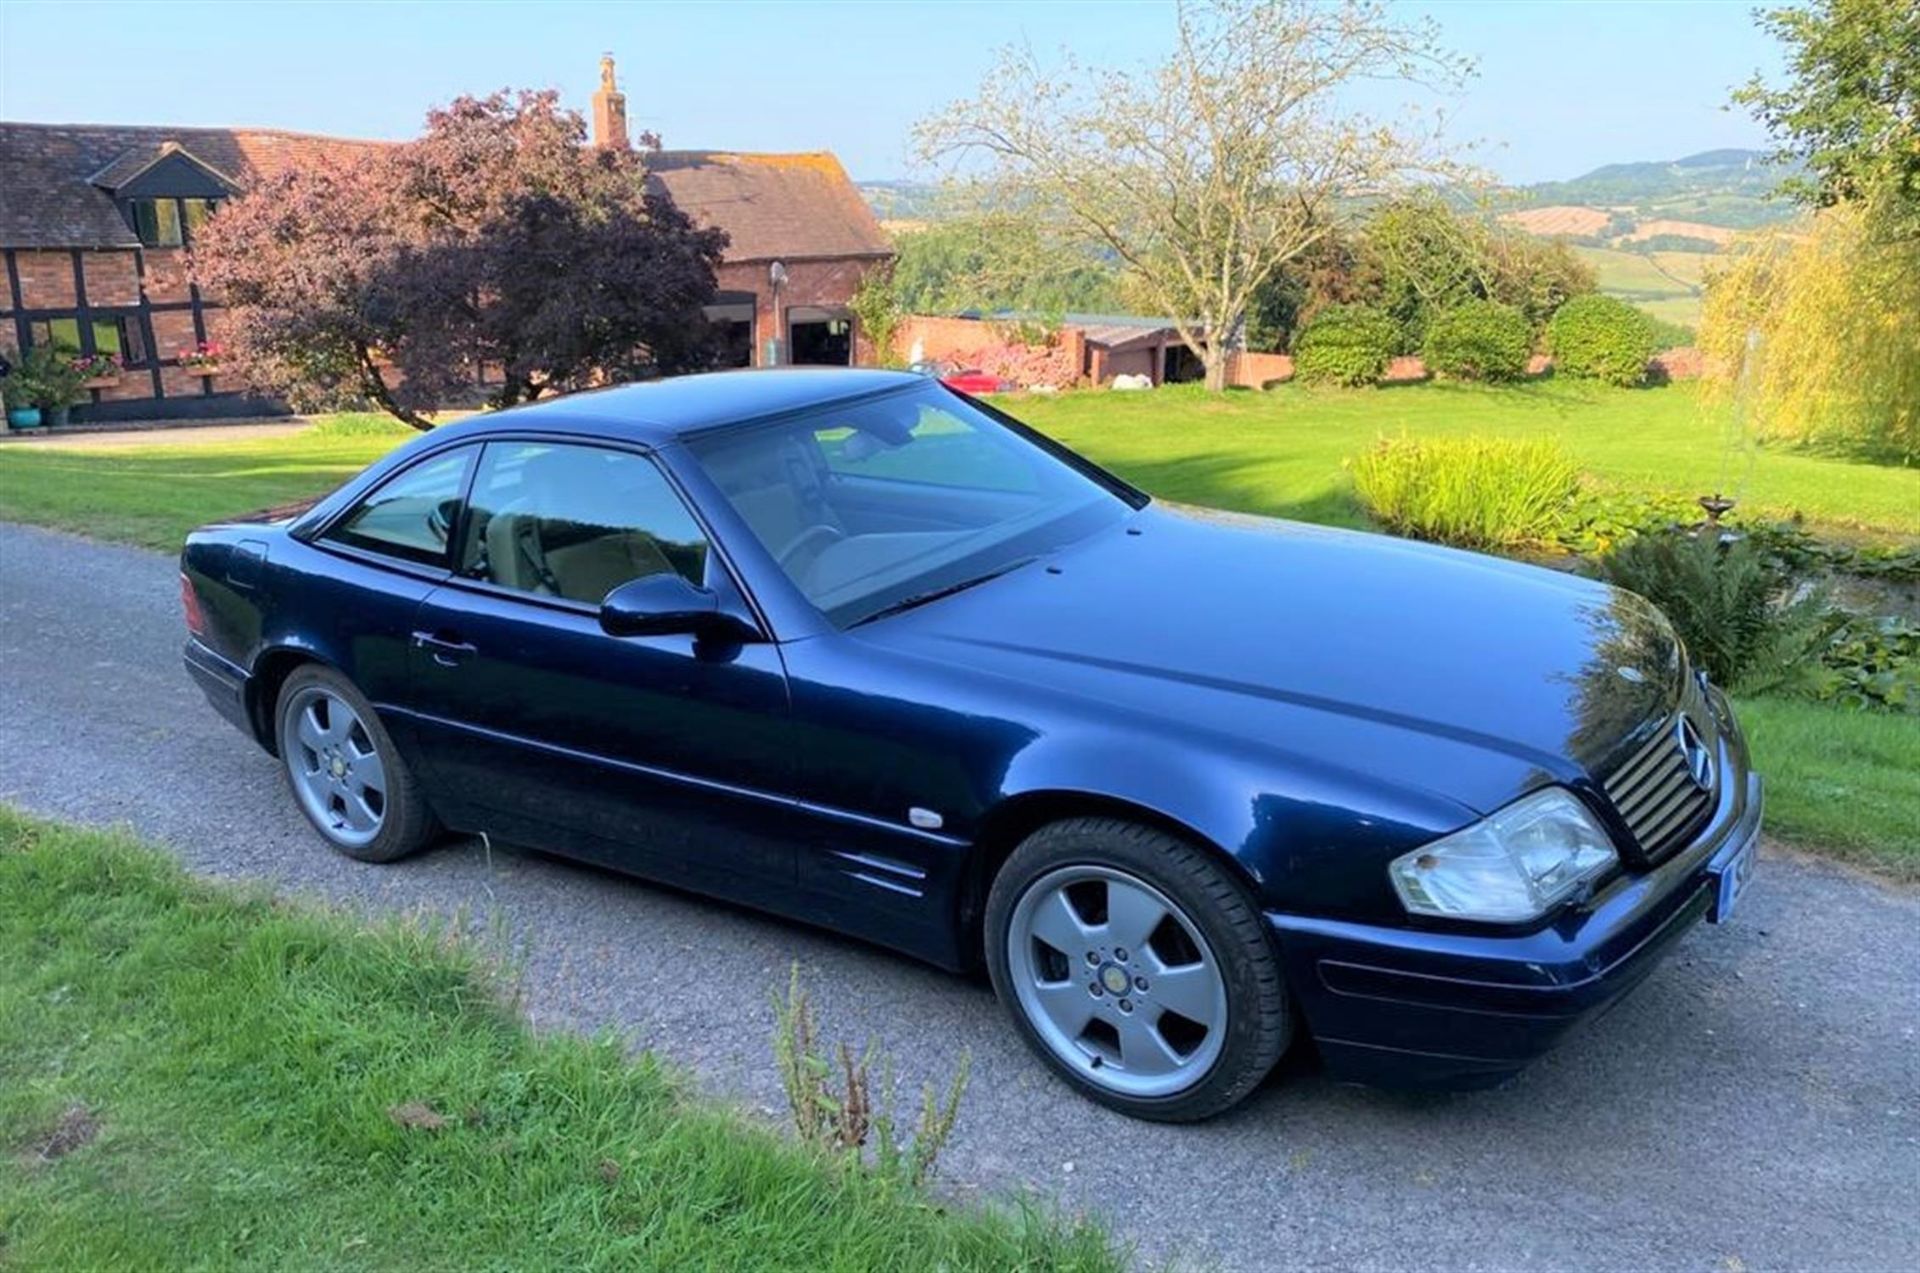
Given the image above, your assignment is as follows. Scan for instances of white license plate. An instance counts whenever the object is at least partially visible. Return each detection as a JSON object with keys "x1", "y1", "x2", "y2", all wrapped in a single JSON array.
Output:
[{"x1": 1710, "y1": 836, "x2": 1758, "y2": 923}]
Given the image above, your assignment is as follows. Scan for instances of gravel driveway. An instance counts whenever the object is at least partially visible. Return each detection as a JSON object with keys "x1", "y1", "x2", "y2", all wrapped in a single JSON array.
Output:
[{"x1": 2, "y1": 521, "x2": 1914, "y2": 1272}]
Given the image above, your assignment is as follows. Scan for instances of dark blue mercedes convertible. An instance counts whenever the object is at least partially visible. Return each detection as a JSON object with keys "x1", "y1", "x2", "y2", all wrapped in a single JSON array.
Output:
[{"x1": 182, "y1": 368, "x2": 1762, "y2": 1121}]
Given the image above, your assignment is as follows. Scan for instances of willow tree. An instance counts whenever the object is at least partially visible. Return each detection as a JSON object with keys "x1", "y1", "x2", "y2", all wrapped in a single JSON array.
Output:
[
  {"x1": 1700, "y1": 0, "x2": 1920, "y2": 462},
  {"x1": 915, "y1": 0, "x2": 1468, "y2": 391},
  {"x1": 1699, "y1": 206, "x2": 1919, "y2": 463}
]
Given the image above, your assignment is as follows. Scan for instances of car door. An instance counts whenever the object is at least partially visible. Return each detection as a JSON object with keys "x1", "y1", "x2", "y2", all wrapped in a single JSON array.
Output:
[
  {"x1": 405, "y1": 437, "x2": 796, "y2": 887},
  {"x1": 302, "y1": 443, "x2": 481, "y2": 756}
]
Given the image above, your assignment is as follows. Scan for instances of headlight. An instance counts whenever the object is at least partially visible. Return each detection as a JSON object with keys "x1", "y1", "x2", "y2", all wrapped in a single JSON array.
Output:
[{"x1": 1390, "y1": 788, "x2": 1617, "y2": 923}]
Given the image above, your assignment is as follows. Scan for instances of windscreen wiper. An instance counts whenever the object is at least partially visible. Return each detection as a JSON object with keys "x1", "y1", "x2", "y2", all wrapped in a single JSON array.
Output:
[{"x1": 851, "y1": 557, "x2": 1038, "y2": 628}]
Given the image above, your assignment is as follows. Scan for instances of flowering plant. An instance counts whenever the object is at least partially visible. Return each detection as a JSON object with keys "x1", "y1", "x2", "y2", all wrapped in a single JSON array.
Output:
[
  {"x1": 70, "y1": 352, "x2": 121, "y2": 379},
  {"x1": 180, "y1": 341, "x2": 223, "y2": 371}
]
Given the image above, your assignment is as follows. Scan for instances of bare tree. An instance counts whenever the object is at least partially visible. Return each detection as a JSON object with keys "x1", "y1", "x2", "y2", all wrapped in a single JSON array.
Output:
[{"x1": 916, "y1": 0, "x2": 1470, "y2": 391}]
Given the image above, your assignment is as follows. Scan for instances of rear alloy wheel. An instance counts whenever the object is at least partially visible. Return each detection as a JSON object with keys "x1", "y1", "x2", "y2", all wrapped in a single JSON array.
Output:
[
  {"x1": 275, "y1": 665, "x2": 437, "y2": 863},
  {"x1": 987, "y1": 818, "x2": 1291, "y2": 1121}
]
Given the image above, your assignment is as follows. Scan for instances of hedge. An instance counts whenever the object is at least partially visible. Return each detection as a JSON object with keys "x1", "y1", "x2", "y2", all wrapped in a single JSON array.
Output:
[
  {"x1": 1548, "y1": 294, "x2": 1657, "y2": 386},
  {"x1": 1293, "y1": 305, "x2": 1397, "y2": 386},
  {"x1": 1422, "y1": 301, "x2": 1532, "y2": 382}
]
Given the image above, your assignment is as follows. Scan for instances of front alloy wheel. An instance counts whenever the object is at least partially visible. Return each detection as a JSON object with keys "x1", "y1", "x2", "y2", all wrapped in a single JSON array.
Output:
[
  {"x1": 1006, "y1": 865, "x2": 1229, "y2": 1098},
  {"x1": 986, "y1": 818, "x2": 1292, "y2": 1122}
]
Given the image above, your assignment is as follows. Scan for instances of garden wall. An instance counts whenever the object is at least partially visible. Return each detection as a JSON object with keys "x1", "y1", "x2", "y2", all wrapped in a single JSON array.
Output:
[{"x1": 893, "y1": 315, "x2": 1087, "y2": 388}]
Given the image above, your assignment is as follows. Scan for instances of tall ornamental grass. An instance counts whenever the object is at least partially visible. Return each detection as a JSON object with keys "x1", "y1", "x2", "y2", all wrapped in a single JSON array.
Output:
[{"x1": 1349, "y1": 435, "x2": 1580, "y2": 551}]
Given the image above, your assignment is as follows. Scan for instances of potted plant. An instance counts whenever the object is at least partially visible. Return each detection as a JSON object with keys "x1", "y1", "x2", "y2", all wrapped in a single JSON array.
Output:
[
  {"x1": 3, "y1": 347, "x2": 43, "y2": 429},
  {"x1": 24, "y1": 346, "x2": 87, "y2": 428},
  {"x1": 180, "y1": 341, "x2": 222, "y2": 375},
  {"x1": 72, "y1": 351, "x2": 121, "y2": 389}
]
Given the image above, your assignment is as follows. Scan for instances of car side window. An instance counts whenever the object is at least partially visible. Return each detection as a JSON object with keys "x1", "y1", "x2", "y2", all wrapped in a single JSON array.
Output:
[
  {"x1": 457, "y1": 441, "x2": 710, "y2": 606},
  {"x1": 324, "y1": 448, "x2": 474, "y2": 567}
]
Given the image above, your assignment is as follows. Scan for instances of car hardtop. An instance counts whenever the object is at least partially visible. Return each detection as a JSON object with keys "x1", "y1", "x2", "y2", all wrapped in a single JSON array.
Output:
[
  {"x1": 431, "y1": 366, "x2": 932, "y2": 449},
  {"x1": 269, "y1": 368, "x2": 937, "y2": 541}
]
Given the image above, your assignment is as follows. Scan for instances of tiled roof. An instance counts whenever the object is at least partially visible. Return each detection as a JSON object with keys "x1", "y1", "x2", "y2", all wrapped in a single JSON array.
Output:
[
  {"x1": 86, "y1": 140, "x2": 243, "y2": 191},
  {"x1": 648, "y1": 150, "x2": 892, "y2": 261},
  {"x1": 0, "y1": 122, "x2": 383, "y2": 248},
  {"x1": 1076, "y1": 324, "x2": 1173, "y2": 352},
  {"x1": 2, "y1": 123, "x2": 892, "y2": 265}
]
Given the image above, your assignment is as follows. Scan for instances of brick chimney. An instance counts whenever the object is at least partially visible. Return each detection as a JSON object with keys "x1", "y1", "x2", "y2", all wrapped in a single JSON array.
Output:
[{"x1": 591, "y1": 53, "x2": 629, "y2": 150}]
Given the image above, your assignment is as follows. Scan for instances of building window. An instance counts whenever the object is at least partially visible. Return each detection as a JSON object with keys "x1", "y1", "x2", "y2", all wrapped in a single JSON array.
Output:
[
  {"x1": 29, "y1": 315, "x2": 148, "y2": 366},
  {"x1": 131, "y1": 198, "x2": 183, "y2": 247},
  {"x1": 182, "y1": 198, "x2": 220, "y2": 239}
]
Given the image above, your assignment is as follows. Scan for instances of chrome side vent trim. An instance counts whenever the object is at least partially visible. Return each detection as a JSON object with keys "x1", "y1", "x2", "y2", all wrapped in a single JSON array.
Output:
[{"x1": 830, "y1": 850, "x2": 928, "y2": 899}]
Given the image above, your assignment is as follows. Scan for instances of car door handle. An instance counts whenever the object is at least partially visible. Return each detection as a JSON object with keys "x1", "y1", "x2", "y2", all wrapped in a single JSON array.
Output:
[{"x1": 411, "y1": 631, "x2": 478, "y2": 666}]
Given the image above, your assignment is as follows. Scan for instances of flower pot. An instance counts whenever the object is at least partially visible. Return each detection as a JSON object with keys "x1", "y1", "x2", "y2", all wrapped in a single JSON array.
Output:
[
  {"x1": 47, "y1": 405, "x2": 71, "y2": 428},
  {"x1": 82, "y1": 375, "x2": 119, "y2": 390},
  {"x1": 7, "y1": 406, "x2": 44, "y2": 430}
]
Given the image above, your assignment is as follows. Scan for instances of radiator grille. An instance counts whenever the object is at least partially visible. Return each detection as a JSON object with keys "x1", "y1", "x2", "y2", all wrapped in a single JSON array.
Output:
[{"x1": 1603, "y1": 689, "x2": 1716, "y2": 863}]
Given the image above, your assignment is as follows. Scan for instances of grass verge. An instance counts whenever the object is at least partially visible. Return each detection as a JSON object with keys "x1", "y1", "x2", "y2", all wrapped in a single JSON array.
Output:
[
  {"x1": 1733, "y1": 696, "x2": 1920, "y2": 881},
  {"x1": 0, "y1": 809, "x2": 1118, "y2": 1270}
]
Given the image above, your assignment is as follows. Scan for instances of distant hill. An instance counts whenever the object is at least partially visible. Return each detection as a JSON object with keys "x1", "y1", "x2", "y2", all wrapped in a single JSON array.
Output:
[
  {"x1": 858, "y1": 180, "x2": 942, "y2": 222},
  {"x1": 861, "y1": 151, "x2": 1802, "y2": 333},
  {"x1": 1492, "y1": 149, "x2": 1807, "y2": 329},
  {"x1": 1511, "y1": 148, "x2": 1800, "y2": 230}
]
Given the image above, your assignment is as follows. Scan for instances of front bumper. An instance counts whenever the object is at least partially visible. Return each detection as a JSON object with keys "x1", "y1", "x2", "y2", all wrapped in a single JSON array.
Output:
[{"x1": 1270, "y1": 760, "x2": 1764, "y2": 1090}]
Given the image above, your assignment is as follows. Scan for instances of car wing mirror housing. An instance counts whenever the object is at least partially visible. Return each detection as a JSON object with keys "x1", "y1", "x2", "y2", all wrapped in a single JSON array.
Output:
[{"x1": 599, "y1": 574, "x2": 757, "y2": 641}]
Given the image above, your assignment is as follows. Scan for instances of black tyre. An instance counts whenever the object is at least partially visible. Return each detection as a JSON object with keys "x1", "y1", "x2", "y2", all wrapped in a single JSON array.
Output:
[
  {"x1": 985, "y1": 817, "x2": 1291, "y2": 1121},
  {"x1": 275, "y1": 664, "x2": 438, "y2": 864}
]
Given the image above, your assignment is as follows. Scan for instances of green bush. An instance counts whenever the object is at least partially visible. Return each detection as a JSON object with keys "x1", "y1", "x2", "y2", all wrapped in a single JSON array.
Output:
[
  {"x1": 1293, "y1": 304, "x2": 1397, "y2": 386},
  {"x1": 1548, "y1": 294, "x2": 1658, "y2": 386},
  {"x1": 1597, "y1": 530, "x2": 1828, "y2": 692},
  {"x1": 1348, "y1": 435, "x2": 1580, "y2": 551},
  {"x1": 1421, "y1": 301, "x2": 1533, "y2": 382}
]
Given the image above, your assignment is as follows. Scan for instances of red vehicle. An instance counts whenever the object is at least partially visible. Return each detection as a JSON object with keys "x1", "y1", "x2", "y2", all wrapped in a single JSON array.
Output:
[{"x1": 911, "y1": 361, "x2": 1011, "y2": 395}]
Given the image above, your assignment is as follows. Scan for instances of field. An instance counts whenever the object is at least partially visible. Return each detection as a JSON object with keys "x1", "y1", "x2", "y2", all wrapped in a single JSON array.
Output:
[
  {"x1": 0, "y1": 809, "x2": 1118, "y2": 1269},
  {"x1": 1571, "y1": 245, "x2": 1713, "y2": 329}
]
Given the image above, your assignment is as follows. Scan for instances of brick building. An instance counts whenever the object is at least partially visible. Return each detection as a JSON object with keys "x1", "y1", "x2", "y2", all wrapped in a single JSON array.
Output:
[
  {"x1": 0, "y1": 125, "x2": 380, "y2": 419},
  {"x1": 586, "y1": 57, "x2": 894, "y2": 370},
  {"x1": 0, "y1": 57, "x2": 891, "y2": 422}
]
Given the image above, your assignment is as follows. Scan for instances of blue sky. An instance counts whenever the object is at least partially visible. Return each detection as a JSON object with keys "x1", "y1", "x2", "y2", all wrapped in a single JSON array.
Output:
[{"x1": 0, "y1": 0, "x2": 1780, "y2": 184}]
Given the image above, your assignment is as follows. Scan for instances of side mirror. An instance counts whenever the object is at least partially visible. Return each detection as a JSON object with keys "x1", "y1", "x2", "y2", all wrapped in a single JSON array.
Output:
[{"x1": 598, "y1": 574, "x2": 753, "y2": 641}]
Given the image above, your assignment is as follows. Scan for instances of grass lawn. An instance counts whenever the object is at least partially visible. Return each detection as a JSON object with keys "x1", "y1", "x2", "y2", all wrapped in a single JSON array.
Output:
[
  {"x1": 0, "y1": 808, "x2": 1117, "y2": 1270},
  {"x1": 1012, "y1": 381, "x2": 1920, "y2": 540},
  {"x1": 0, "y1": 414, "x2": 417, "y2": 552},
  {"x1": 3, "y1": 383, "x2": 1914, "y2": 547},
  {"x1": 1733, "y1": 696, "x2": 1920, "y2": 881}
]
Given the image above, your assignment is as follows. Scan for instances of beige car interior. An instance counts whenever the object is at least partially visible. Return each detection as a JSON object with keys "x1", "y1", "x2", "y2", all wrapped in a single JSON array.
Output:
[{"x1": 468, "y1": 448, "x2": 686, "y2": 605}]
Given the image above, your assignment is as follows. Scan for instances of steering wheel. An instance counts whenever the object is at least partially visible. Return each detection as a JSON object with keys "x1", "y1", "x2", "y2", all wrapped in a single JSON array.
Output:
[{"x1": 774, "y1": 523, "x2": 845, "y2": 570}]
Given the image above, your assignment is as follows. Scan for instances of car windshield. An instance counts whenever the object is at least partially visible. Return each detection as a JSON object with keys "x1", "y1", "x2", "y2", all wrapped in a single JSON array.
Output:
[{"x1": 684, "y1": 383, "x2": 1134, "y2": 626}]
